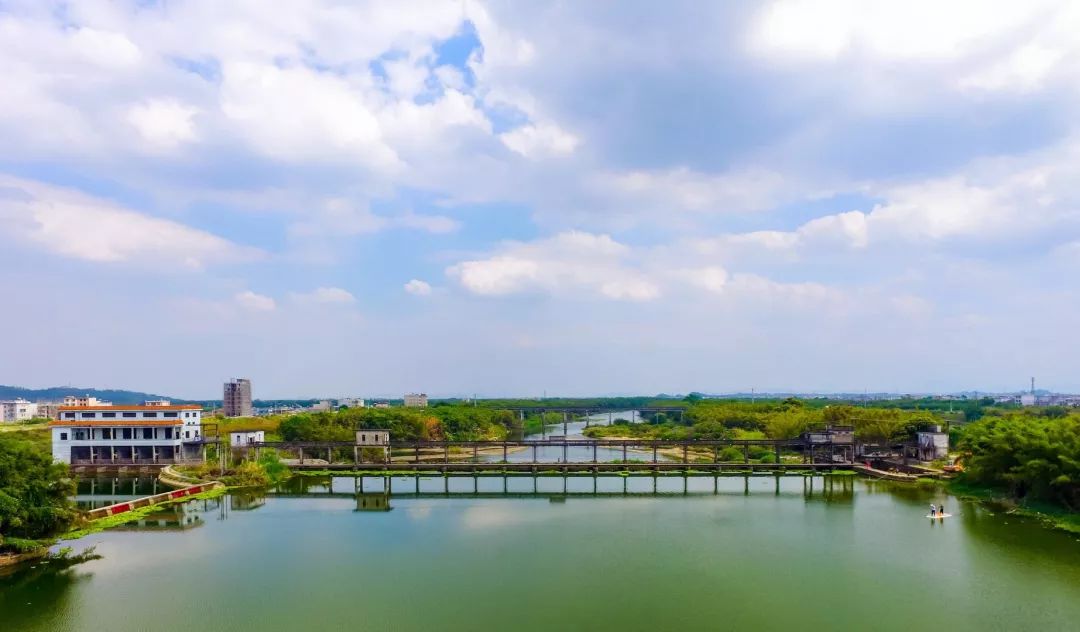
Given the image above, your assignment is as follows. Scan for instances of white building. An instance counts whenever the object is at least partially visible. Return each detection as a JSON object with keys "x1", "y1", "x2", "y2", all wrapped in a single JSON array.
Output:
[
  {"x1": 312, "y1": 400, "x2": 333, "y2": 411},
  {"x1": 917, "y1": 427, "x2": 950, "y2": 461},
  {"x1": 1, "y1": 399, "x2": 38, "y2": 422},
  {"x1": 404, "y1": 393, "x2": 428, "y2": 408},
  {"x1": 1020, "y1": 393, "x2": 1036, "y2": 407},
  {"x1": 339, "y1": 398, "x2": 365, "y2": 408},
  {"x1": 51, "y1": 402, "x2": 204, "y2": 464},
  {"x1": 229, "y1": 430, "x2": 265, "y2": 446},
  {"x1": 355, "y1": 430, "x2": 390, "y2": 445},
  {"x1": 63, "y1": 395, "x2": 112, "y2": 407}
]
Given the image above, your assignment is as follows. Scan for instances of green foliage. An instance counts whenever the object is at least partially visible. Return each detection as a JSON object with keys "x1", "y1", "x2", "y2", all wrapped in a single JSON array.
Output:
[
  {"x1": 257, "y1": 451, "x2": 291, "y2": 484},
  {"x1": 277, "y1": 405, "x2": 515, "y2": 443},
  {"x1": 958, "y1": 411, "x2": 1080, "y2": 510},
  {"x1": 717, "y1": 446, "x2": 745, "y2": 462},
  {"x1": 0, "y1": 433, "x2": 76, "y2": 541},
  {"x1": 222, "y1": 461, "x2": 270, "y2": 487}
]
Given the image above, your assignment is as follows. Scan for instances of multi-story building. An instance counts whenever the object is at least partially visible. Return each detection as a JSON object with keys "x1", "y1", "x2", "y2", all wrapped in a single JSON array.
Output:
[
  {"x1": 63, "y1": 395, "x2": 112, "y2": 407},
  {"x1": 404, "y1": 393, "x2": 428, "y2": 408},
  {"x1": 223, "y1": 378, "x2": 253, "y2": 417},
  {"x1": 1, "y1": 398, "x2": 38, "y2": 422},
  {"x1": 36, "y1": 402, "x2": 61, "y2": 420},
  {"x1": 339, "y1": 398, "x2": 365, "y2": 408},
  {"x1": 50, "y1": 402, "x2": 204, "y2": 464}
]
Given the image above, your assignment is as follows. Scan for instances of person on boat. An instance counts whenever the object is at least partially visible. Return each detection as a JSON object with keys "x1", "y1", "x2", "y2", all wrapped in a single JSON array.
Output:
[
  {"x1": 929, "y1": 503, "x2": 936, "y2": 517},
  {"x1": 938, "y1": 504, "x2": 945, "y2": 517}
]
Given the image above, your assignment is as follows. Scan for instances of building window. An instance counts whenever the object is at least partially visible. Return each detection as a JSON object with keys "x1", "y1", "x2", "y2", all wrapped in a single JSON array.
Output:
[
  {"x1": 144, "y1": 412, "x2": 158, "y2": 418},
  {"x1": 60, "y1": 432, "x2": 68, "y2": 441},
  {"x1": 64, "y1": 412, "x2": 75, "y2": 419},
  {"x1": 164, "y1": 412, "x2": 178, "y2": 418},
  {"x1": 123, "y1": 412, "x2": 137, "y2": 418},
  {"x1": 164, "y1": 428, "x2": 173, "y2": 439},
  {"x1": 102, "y1": 412, "x2": 116, "y2": 418},
  {"x1": 102, "y1": 429, "x2": 112, "y2": 440},
  {"x1": 75, "y1": 430, "x2": 86, "y2": 440},
  {"x1": 143, "y1": 428, "x2": 153, "y2": 440},
  {"x1": 185, "y1": 430, "x2": 190, "y2": 439},
  {"x1": 122, "y1": 428, "x2": 132, "y2": 440},
  {"x1": 82, "y1": 413, "x2": 96, "y2": 418}
]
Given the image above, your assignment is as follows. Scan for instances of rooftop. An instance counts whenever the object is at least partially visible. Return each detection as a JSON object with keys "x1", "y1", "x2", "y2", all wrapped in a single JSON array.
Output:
[
  {"x1": 58, "y1": 404, "x2": 202, "y2": 411},
  {"x1": 50, "y1": 420, "x2": 185, "y2": 427}
]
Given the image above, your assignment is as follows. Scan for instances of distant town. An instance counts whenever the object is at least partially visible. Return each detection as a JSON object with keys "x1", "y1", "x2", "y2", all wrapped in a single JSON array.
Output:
[{"x1": 2, "y1": 376, "x2": 1075, "y2": 425}]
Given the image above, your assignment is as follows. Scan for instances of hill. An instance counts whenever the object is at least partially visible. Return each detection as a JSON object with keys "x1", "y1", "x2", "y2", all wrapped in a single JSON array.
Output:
[{"x1": 0, "y1": 385, "x2": 187, "y2": 405}]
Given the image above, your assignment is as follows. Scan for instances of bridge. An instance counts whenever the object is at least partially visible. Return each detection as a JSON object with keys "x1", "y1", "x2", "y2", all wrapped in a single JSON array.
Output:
[
  {"x1": 243, "y1": 437, "x2": 854, "y2": 473},
  {"x1": 264, "y1": 472, "x2": 855, "y2": 506},
  {"x1": 500, "y1": 407, "x2": 688, "y2": 428}
]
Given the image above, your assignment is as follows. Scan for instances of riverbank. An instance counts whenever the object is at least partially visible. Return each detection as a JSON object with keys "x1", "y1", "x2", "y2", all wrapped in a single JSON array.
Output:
[{"x1": 947, "y1": 479, "x2": 1080, "y2": 535}]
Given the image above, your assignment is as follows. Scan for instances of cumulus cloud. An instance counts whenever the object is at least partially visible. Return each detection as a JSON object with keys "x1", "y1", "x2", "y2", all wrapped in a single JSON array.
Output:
[
  {"x1": 291, "y1": 287, "x2": 357, "y2": 304},
  {"x1": 404, "y1": 279, "x2": 433, "y2": 296},
  {"x1": 500, "y1": 122, "x2": 579, "y2": 158},
  {"x1": 448, "y1": 231, "x2": 660, "y2": 301},
  {"x1": 234, "y1": 290, "x2": 276, "y2": 311},
  {"x1": 0, "y1": 176, "x2": 261, "y2": 268},
  {"x1": 127, "y1": 99, "x2": 199, "y2": 150}
]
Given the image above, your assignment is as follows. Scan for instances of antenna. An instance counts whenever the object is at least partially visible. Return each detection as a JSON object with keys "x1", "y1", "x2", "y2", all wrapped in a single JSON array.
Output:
[{"x1": 1031, "y1": 377, "x2": 1035, "y2": 394}]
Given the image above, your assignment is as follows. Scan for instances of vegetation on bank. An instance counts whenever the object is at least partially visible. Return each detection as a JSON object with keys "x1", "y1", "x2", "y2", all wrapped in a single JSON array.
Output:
[
  {"x1": 276, "y1": 404, "x2": 519, "y2": 442},
  {"x1": 583, "y1": 399, "x2": 940, "y2": 444},
  {"x1": 953, "y1": 409, "x2": 1079, "y2": 513},
  {"x1": 0, "y1": 432, "x2": 76, "y2": 553}
]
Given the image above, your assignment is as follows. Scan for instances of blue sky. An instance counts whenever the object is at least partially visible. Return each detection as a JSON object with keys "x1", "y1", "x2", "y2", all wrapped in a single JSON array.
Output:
[{"x1": 2, "y1": 0, "x2": 1080, "y2": 399}]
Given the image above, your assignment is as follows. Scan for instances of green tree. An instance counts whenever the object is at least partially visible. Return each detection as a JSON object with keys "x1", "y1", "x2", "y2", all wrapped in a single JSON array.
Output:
[{"x1": 0, "y1": 433, "x2": 77, "y2": 543}]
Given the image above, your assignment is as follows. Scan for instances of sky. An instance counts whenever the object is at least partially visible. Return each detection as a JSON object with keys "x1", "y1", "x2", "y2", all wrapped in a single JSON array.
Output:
[{"x1": 2, "y1": 1, "x2": 1080, "y2": 399}]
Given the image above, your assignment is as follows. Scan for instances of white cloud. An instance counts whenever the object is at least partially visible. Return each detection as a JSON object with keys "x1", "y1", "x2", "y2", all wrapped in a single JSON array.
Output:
[
  {"x1": 404, "y1": 279, "x2": 433, "y2": 296},
  {"x1": 448, "y1": 231, "x2": 660, "y2": 301},
  {"x1": 0, "y1": 176, "x2": 260, "y2": 268},
  {"x1": 597, "y1": 167, "x2": 788, "y2": 215},
  {"x1": 234, "y1": 290, "x2": 276, "y2": 311},
  {"x1": 751, "y1": 0, "x2": 1054, "y2": 61},
  {"x1": 289, "y1": 198, "x2": 459, "y2": 238},
  {"x1": 291, "y1": 287, "x2": 356, "y2": 304},
  {"x1": 220, "y1": 61, "x2": 400, "y2": 171},
  {"x1": 127, "y1": 99, "x2": 199, "y2": 150},
  {"x1": 500, "y1": 122, "x2": 579, "y2": 158},
  {"x1": 395, "y1": 212, "x2": 460, "y2": 234}
]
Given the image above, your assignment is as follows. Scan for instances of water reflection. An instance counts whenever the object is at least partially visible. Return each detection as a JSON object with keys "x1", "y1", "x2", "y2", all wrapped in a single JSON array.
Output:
[{"x1": 0, "y1": 550, "x2": 101, "y2": 630}]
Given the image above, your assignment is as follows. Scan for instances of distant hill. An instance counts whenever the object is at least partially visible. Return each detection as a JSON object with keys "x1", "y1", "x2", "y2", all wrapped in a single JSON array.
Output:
[{"x1": 0, "y1": 385, "x2": 188, "y2": 404}]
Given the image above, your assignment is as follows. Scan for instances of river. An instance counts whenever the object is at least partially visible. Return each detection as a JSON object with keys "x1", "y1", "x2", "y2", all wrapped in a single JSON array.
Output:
[{"x1": 2, "y1": 473, "x2": 1079, "y2": 631}]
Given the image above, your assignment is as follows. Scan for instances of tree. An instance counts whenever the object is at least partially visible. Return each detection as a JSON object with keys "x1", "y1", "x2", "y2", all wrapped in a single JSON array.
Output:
[
  {"x1": 959, "y1": 412, "x2": 1080, "y2": 510},
  {"x1": 0, "y1": 433, "x2": 76, "y2": 543}
]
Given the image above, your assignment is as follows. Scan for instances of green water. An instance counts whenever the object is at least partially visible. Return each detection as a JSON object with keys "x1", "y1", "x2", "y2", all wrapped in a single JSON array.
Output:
[{"x1": 3, "y1": 475, "x2": 1079, "y2": 631}]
